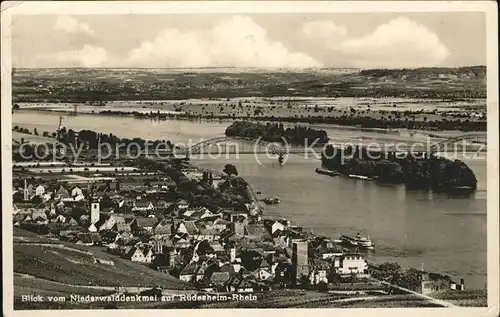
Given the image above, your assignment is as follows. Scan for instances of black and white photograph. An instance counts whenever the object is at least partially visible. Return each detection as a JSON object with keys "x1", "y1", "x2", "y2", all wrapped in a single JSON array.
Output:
[{"x1": 1, "y1": 1, "x2": 498, "y2": 315}]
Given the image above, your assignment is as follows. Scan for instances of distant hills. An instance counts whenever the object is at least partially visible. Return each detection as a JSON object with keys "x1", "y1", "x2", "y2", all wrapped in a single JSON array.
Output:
[
  {"x1": 359, "y1": 66, "x2": 485, "y2": 79},
  {"x1": 14, "y1": 66, "x2": 484, "y2": 74},
  {"x1": 12, "y1": 66, "x2": 486, "y2": 101}
]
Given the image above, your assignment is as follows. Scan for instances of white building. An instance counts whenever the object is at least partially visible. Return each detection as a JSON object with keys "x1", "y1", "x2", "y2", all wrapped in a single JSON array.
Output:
[
  {"x1": 338, "y1": 254, "x2": 369, "y2": 276},
  {"x1": 254, "y1": 268, "x2": 274, "y2": 281},
  {"x1": 309, "y1": 269, "x2": 328, "y2": 285},
  {"x1": 35, "y1": 185, "x2": 45, "y2": 197},
  {"x1": 271, "y1": 221, "x2": 286, "y2": 235},
  {"x1": 71, "y1": 186, "x2": 84, "y2": 198},
  {"x1": 90, "y1": 200, "x2": 100, "y2": 224},
  {"x1": 132, "y1": 201, "x2": 154, "y2": 212}
]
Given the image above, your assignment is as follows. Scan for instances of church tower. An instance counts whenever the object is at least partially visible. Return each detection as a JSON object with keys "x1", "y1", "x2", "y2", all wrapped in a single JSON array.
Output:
[
  {"x1": 90, "y1": 199, "x2": 100, "y2": 224},
  {"x1": 23, "y1": 179, "x2": 29, "y2": 201}
]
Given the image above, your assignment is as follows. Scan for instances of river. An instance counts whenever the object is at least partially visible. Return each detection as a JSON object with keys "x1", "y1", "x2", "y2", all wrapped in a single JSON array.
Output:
[{"x1": 12, "y1": 111, "x2": 487, "y2": 290}]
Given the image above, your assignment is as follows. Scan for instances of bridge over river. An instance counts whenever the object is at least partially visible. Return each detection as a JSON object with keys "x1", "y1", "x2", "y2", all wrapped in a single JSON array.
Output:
[{"x1": 167, "y1": 133, "x2": 487, "y2": 157}]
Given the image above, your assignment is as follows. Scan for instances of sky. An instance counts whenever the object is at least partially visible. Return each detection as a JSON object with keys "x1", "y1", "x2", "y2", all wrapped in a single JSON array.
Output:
[{"x1": 11, "y1": 13, "x2": 486, "y2": 69}]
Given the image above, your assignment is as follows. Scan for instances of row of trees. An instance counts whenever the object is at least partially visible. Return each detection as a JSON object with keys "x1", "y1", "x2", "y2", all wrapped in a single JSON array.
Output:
[
  {"x1": 135, "y1": 158, "x2": 252, "y2": 210},
  {"x1": 321, "y1": 145, "x2": 477, "y2": 190},
  {"x1": 225, "y1": 121, "x2": 329, "y2": 145},
  {"x1": 371, "y1": 262, "x2": 453, "y2": 293},
  {"x1": 57, "y1": 127, "x2": 175, "y2": 151},
  {"x1": 13, "y1": 126, "x2": 57, "y2": 139},
  {"x1": 96, "y1": 109, "x2": 485, "y2": 132}
]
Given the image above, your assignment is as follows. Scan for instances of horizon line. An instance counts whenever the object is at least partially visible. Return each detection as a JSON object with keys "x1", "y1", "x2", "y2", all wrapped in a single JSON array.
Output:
[{"x1": 12, "y1": 65, "x2": 486, "y2": 71}]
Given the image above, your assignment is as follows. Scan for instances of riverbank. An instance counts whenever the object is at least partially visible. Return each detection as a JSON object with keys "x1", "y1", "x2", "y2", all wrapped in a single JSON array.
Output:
[
  {"x1": 13, "y1": 99, "x2": 486, "y2": 131},
  {"x1": 11, "y1": 112, "x2": 487, "y2": 291}
]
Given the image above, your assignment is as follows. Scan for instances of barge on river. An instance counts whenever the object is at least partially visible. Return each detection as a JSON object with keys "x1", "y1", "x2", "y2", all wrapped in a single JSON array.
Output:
[
  {"x1": 263, "y1": 197, "x2": 280, "y2": 205},
  {"x1": 340, "y1": 233, "x2": 375, "y2": 250},
  {"x1": 348, "y1": 174, "x2": 374, "y2": 181},
  {"x1": 315, "y1": 168, "x2": 339, "y2": 177}
]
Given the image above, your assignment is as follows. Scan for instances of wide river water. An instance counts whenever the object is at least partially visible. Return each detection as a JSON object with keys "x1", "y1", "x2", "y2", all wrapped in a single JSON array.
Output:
[{"x1": 13, "y1": 111, "x2": 487, "y2": 289}]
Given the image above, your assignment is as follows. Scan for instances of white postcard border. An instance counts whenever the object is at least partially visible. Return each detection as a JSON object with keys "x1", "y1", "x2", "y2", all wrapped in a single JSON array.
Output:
[{"x1": 1, "y1": 1, "x2": 498, "y2": 317}]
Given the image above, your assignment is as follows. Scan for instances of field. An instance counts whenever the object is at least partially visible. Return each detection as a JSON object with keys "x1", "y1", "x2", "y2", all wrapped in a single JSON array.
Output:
[
  {"x1": 432, "y1": 289, "x2": 487, "y2": 307},
  {"x1": 12, "y1": 131, "x2": 56, "y2": 144},
  {"x1": 13, "y1": 67, "x2": 486, "y2": 101},
  {"x1": 11, "y1": 67, "x2": 487, "y2": 134},
  {"x1": 16, "y1": 97, "x2": 485, "y2": 122},
  {"x1": 14, "y1": 274, "x2": 115, "y2": 297}
]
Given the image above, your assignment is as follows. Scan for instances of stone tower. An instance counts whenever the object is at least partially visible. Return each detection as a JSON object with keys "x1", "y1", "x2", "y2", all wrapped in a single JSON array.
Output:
[
  {"x1": 90, "y1": 199, "x2": 100, "y2": 224},
  {"x1": 292, "y1": 240, "x2": 309, "y2": 286}
]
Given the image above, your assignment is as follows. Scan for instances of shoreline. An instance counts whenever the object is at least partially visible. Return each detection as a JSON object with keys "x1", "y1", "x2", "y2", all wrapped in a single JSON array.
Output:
[
  {"x1": 188, "y1": 162, "x2": 484, "y2": 291},
  {"x1": 10, "y1": 121, "x2": 487, "y2": 292},
  {"x1": 13, "y1": 108, "x2": 487, "y2": 137}
]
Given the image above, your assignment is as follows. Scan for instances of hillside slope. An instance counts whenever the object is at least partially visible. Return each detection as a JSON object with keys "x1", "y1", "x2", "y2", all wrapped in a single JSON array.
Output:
[{"x1": 13, "y1": 228, "x2": 190, "y2": 290}]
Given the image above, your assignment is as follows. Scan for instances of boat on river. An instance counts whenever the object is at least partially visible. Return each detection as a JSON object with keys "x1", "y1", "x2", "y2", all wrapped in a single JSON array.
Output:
[
  {"x1": 340, "y1": 233, "x2": 375, "y2": 250},
  {"x1": 263, "y1": 196, "x2": 280, "y2": 205},
  {"x1": 315, "y1": 168, "x2": 339, "y2": 177},
  {"x1": 348, "y1": 174, "x2": 374, "y2": 181}
]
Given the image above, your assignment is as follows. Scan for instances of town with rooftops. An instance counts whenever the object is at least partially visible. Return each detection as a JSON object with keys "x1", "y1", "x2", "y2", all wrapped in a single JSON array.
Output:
[
  {"x1": 7, "y1": 10, "x2": 491, "y2": 310},
  {"x1": 12, "y1": 146, "x2": 471, "y2": 308}
]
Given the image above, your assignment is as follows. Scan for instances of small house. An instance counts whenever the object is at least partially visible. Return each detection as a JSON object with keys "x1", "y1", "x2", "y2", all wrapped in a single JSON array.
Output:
[
  {"x1": 177, "y1": 221, "x2": 199, "y2": 237},
  {"x1": 131, "y1": 217, "x2": 157, "y2": 232},
  {"x1": 68, "y1": 217, "x2": 79, "y2": 227},
  {"x1": 253, "y1": 267, "x2": 274, "y2": 282},
  {"x1": 76, "y1": 232, "x2": 102, "y2": 246},
  {"x1": 179, "y1": 263, "x2": 202, "y2": 282},
  {"x1": 56, "y1": 186, "x2": 69, "y2": 199},
  {"x1": 140, "y1": 245, "x2": 154, "y2": 264},
  {"x1": 209, "y1": 272, "x2": 231, "y2": 291},
  {"x1": 174, "y1": 237, "x2": 191, "y2": 249},
  {"x1": 31, "y1": 209, "x2": 48, "y2": 222},
  {"x1": 195, "y1": 227, "x2": 219, "y2": 241},
  {"x1": 236, "y1": 279, "x2": 255, "y2": 293},
  {"x1": 101, "y1": 231, "x2": 122, "y2": 244},
  {"x1": 123, "y1": 246, "x2": 146, "y2": 262},
  {"x1": 151, "y1": 253, "x2": 174, "y2": 272},
  {"x1": 132, "y1": 201, "x2": 155, "y2": 213},
  {"x1": 271, "y1": 221, "x2": 286, "y2": 235},
  {"x1": 114, "y1": 222, "x2": 132, "y2": 233},
  {"x1": 152, "y1": 221, "x2": 172, "y2": 237},
  {"x1": 26, "y1": 184, "x2": 35, "y2": 199},
  {"x1": 70, "y1": 186, "x2": 83, "y2": 198},
  {"x1": 35, "y1": 185, "x2": 46, "y2": 197}
]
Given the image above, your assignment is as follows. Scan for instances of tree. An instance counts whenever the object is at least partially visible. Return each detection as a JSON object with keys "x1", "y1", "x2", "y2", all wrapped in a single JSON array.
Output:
[
  {"x1": 316, "y1": 281, "x2": 328, "y2": 292},
  {"x1": 223, "y1": 164, "x2": 238, "y2": 176},
  {"x1": 374, "y1": 262, "x2": 402, "y2": 282},
  {"x1": 31, "y1": 196, "x2": 42, "y2": 205},
  {"x1": 208, "y1": 172, "x2": 214, "y2": 186},
  {"x1": 240, "y1": 250, "x2": 262, "y2": 271},
  {"x1": 400, "y1": 268, "x2": 423, "y2": 291},
  {"x1": 201, "y1": 172, "x2": 209, "y2": 184},
  {"x1": 298, "y1": 274, "x2": 310, "y2": 289},
  {"x1": 327, "y1": 268, "x2": 342, "y2": 285},
  {"x1": 349, "y1": 270, "x2": 357, "y2": 286}
]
